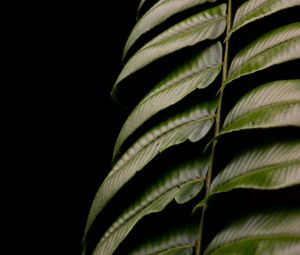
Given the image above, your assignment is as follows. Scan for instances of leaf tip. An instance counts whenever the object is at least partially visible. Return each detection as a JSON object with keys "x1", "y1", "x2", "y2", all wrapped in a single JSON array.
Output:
[
  {"x1": 110, "y1": 86, "x2": 126, "y2": 107},
  {"x1": 191, "y1": 198, "x2": 207, "y2": 215}
]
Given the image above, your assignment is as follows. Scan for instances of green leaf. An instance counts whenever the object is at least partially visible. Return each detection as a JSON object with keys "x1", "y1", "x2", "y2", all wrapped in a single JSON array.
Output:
[
  {"x1": 158, "y1": 248, "x2": 194, "y2": 255},
  {"x1": 113, "y1": 4, "x2": 227, "y2": 99},
  {"x1": 209, "y1": 140, "x2": 300, "y2": 195},
  {"x1": 192, "y1": 196, "x2": 208, "y2": 214},
  {"x1": 124, "y1": 0, "x2": 219, "y2": 59},
  {"x1": 83, "y1": 100, "x2": 217, "y2": 241},
  {"x1": 225, "y1": 22, "x2": 300, "y2": 85},
  {"x1": 204, "y1": 210, "x2": 300, "y2": 255},
  {"x1": 175, "y1": 179, "x2": 205, "y2": 204},
  {"x1": 221, "y1": 80, "x2": 300, "y2": 134},
  {"x1": 137, "y1": 0, "x2": 148, "y2": 17},
  {"x1": 113, "y1": 42, "x2": 222, "y2": 158},
  {"x1": 194, "y1": 122, "x2": 300, "y2": 214},
  {"x1": 227, "y1": 0, "x2": 300, "y2": 39},
  {"x1": 129, "y1": 225, "x2": 198, "y2": 255},
  {"x1": 158, "y1": 247, "x2": 194, "y2": 255},
  {"x1": 91, "y1": 159, "x2": 208, "y2": 255}
]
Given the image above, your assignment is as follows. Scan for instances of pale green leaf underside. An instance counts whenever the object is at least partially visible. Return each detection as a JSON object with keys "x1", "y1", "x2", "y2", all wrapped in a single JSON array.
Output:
[
  {"x1": 192, "y1": 139, "x2": 300, "y2": 213},
  {"x1": 157, "y1": 246, "x2": 194, "y2": 255},
  {"x1": 225, "y1": 22, "x2": 300, "y2": 85},
  {"x1": 130, "y1": 226, "x2": 197, "y2": 255},
  {"x1": 210, "y1": 140, "x2": 300, "y2": 194},
  {"x1": 175, "y1": 179, "x2": 204, "y2": 204},
  {"x1": 221, "y1": 80, "x2": 300, "y2": 134},
  {"x1": 84, "y1": 101, "x2": 216, "y2": 240},
  {"x1": 93, "y1": 160, "x2": 208, "y2": 255},
  {"x1": 204, "y1": 210, "x2": 300, "y2": 255},
  {"x1": 228, "y1": 0, "x2": 300, "y2": 39},
  {"x1": 113, "y1": 42, "x2": 222, "y2": 158},
  {"x1": 124, "y1": 0, "x2": 219, "y2": 58},
  {"x1": 113, "y1": 4, "x2": 227, "y2": 98},
  {"x1": 206, "y1": 238, "x2": 300, "y2": 255},
  {"x1": 137, "y1": 0, "x2": 148, "y2": 17},
  {"x1": 93, "y1": 190, "x2": 177, "y2": 255}
]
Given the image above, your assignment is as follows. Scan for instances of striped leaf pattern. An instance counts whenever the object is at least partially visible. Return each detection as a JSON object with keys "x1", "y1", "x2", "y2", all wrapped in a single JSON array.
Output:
[
  {"x1": 204, "y1": 210, "x2": 300, "y2": 255},
  {"x1": 228, "y1": 0, "x2": 300, "y2": 39},
  {"x1": 129, "y1": 226, "x2": 198, "y2": 255},
  {"x1": 92, "y1": 159, "x2": 208, "y2": 255},
  {"x1": 193, "y1": 140, "x2": 300, "y2": 213},
  {"x1": 83, "y1": 1, "x2": 300, "y2": 254},
  {"x1": 114, "y1": 42, "x2": 222, "y2": 158},
  {"x1": 210, "y1": 140, "x2": 300, "y2": 194},
  {"x1": 225, "y1": 22, "x2": 300, "y2": 85},
  {"x1": 113, "y1": 4, "x2": 227, "y2": 98},
  {"x1": 84, "y1": 101, "x2": 216, "y2": 240},
  {"x1": 124, "y1": 0, "x2": 219, "y2": 58},
  {"x1": 221, "y1": 80, "x2": 300, "y2": 134}
]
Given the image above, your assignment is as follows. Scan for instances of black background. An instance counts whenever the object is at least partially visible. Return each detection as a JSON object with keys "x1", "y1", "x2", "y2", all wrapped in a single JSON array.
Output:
[
  {"x1": 55, "y1": 1, "x2": 140, "y2": 254},
  {"x1": 1, "y1": 57, "x2": 4, "y2": 144}
]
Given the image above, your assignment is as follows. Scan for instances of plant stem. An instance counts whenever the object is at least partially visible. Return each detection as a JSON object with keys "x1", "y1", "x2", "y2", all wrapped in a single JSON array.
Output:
[{"x1": 195, "y1": 1, "x2": 232, "y2": 254}]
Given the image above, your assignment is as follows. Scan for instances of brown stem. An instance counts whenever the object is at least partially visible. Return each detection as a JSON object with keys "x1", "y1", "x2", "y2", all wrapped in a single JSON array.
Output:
[{"x1": 195, "y1": 1, "x2": 232, "y2": 254}]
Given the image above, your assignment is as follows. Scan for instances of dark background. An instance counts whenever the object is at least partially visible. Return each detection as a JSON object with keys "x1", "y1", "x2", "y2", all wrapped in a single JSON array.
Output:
[
  {"x1": 55, "y1": 1, "x2": 140, "y2": 254},
  {"x1": 1, "y1": 57, "x2": 4, "y2": 144}
]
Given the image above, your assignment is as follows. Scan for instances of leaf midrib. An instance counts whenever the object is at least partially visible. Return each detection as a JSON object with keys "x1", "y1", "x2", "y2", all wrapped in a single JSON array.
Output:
[
  {"x1": 229, "y1": 34, "x2": 300, "y2": 75},
  {"x1": 143, "y1": 16, "x2": 225, "y2": 50},
  {"x1": 112, "y1": 115, "x2": 214, "y2": 174},
  {"x1": 223, "y1": 99, "x2": 300, "y2": 130},
  {"x1": 212, "y1": 159, "x2": 300, "y2": 192},
  {"x1": 234, "y1": 0, "x2": 277, "y2": 26},
  {"x1": 142, "y1": 0, "x2": 173, "y2": 20},
  {"x1": 100, "y1": 177, "x2": 203, "y2": 244},
  {"x1": 227, "y1": 0, "x2": 278, "y2": 39},
  {"x1": 125, "y1": 0, "x2": 171, "y2": 54},
  {"x1": 206, "y1": 234, "x2": 300, "y2": 254},
  {"x1": 155, "y1": 244, "x2": 194, "y2": 255},
  {"x1": 143, "y1": 64, "x2": 221, "y2": 103}
]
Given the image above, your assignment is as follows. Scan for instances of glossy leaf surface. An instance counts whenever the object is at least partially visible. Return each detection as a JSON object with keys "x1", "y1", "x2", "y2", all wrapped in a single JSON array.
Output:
[
  {"x1": 225, "y1": 22, "x2": 300, "y2": 85},
  {"x1": 84, "y1": 101, "x2": 216, "y2": 240},
  {"x1": 92, "y1": 159, "x2": 208, "y2": 255},
  {"x1": 221, "y1": 80, "x2": 300, "y2": 134},
  {"x1": 124, "y1": 0, "x2": 219, "y2": 58},
  {"x1": 227, "y1": 0, "x2": 300, "y2": 38},
  {"x1": 204, "y1": 210, "x2": 300, "y2": 255},
  {"x1": 113, "y1": 4, "x2": 226, "y2": 98},
  {"x1": 129, "y1": 225, "x2": 198, "y2": 255},
  {"x1": 210, "y1": 140, "x2": 300, "y2": 194},
  {"x1": 114, "y1": 42, "x2": 222, "y2": 158}
]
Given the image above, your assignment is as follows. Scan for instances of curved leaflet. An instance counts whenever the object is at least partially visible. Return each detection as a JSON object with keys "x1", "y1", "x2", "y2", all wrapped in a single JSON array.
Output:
[
  {"x1": 221, "y1": 80, "x2": 300, "y2": 134},
  {"x1": 113, "y1": 4, "x2": 227, "y2": 99},
  {"x1": 124, "y1": 0, "x2": 219, "y2": 59},
  {"x1": 91, "y1": 159, "x2": 208, "y2": 255},
  {"x1": 227, "y1": 0, "x2": 300, "y2": 39},
  {"x1": 83, "y1": 100, "x2": 216, "y2": 241},
  {"x1": 114, "y1": 42, "x2": 222, "y2": 158},
  {"x1": 225, "y1": 22, "x2": 300, "y2": 85},
  {"x1": 204, "y1": 210, "x2": 300, "y2": 255}
]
